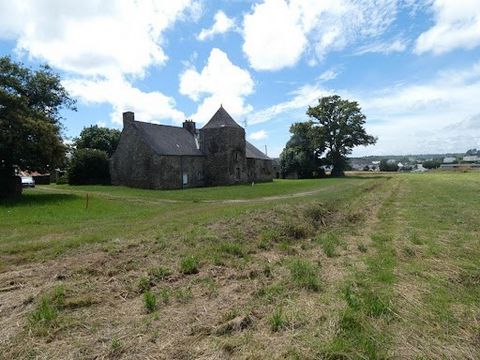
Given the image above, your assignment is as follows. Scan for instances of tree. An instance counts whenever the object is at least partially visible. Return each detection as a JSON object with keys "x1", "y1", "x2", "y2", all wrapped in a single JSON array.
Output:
[
  {"x1": 280, "y1": 121, "x2": 324, "y2": 178},
  {"x1": 0, "y1": 56, "x2": 75, "y2": 195},
  {"x1": 68, "y1": 149, "x2": 110, "y2": 185},
  {"x1": 422, "y1": 159, "x2": 441, "y2": 169},
  {"x1": 306, "y1": 95, "x2": 377, "y2": 177},
  {"x1": 74, "y1": 125, "x2": 121, "y2": 157},
  {"x1": 379, "y1": 159, "x2": 399, "y2": 172}
]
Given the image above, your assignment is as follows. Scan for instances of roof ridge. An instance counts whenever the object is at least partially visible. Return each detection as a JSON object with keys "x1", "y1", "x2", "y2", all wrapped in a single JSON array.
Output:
[
  {"x1": 132, "y1": 120, "x2": 188, "y2": 130},
  {"x1": 202, "y1": 106, "x2": 242, "y2": 129}
]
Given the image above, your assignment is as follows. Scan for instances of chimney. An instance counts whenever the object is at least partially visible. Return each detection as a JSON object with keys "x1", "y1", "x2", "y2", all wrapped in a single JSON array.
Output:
[
  {"x1": 123, "y1": 111, "x2": 134, "y2": 127},
  {"x1": 182, "y1": 119, "x2": 196, "y2": 134}
]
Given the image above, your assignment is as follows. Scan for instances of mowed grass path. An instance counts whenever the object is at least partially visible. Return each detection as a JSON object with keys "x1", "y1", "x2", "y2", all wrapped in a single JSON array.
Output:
[
  {"x1": 47, "y1": 177, "x2": 360, "y2": 201},
  {"x1": 0, "y1": 173, "x2": 479, "y2": 359}
]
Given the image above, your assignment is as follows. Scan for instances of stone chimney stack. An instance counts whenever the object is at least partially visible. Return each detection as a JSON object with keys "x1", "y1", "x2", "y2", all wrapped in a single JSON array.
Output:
[
  {"x1": 182, "y1": 119, "x2": 196, "y2": 134},
  {"x1": 123, "y1": 111, "x2": 134, "y2": 127}
]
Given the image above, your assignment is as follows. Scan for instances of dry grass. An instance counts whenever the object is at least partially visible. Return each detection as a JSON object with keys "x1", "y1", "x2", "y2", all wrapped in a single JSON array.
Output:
[{"x1": 0, "y1": 173, "x2": 479, "y2": 359}]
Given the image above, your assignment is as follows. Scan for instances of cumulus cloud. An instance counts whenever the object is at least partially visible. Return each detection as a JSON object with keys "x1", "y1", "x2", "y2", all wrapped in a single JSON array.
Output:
[
  {"x1": 415, "y1": 0, "x2": 480, "y2": 54},
  {"x1": 0, "y1": 0, "x2": 199, "y2": 77},
  {"x1": 179, "y1": 48, "x2": 254, "y2": 123},
  {"x1": 242, "y1": 0, "x2": 307, "y2": 71},
  {"x1": 249, "y1": 60, "x2": 480, "y2": 155},
  {"x1": 197, "y1": 10, "x2": 236, "y2": 41},
  {"x1": 249, "y1": 130, "x2": 268, "y2": 141},
  {"x1": 64, "y1": 76, "x2": 185, "y2": 125},
  {"x1": 242, "y1": 0, "x2": 399, "y2": 71},
  {"x1": 0, "y1": 0, "x2": 200, "y2": 126}
]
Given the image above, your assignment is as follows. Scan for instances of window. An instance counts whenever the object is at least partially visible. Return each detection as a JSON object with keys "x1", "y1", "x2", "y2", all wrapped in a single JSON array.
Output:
[{"x1": 236, "y1": 167, "x2": 241, "y2": 179}]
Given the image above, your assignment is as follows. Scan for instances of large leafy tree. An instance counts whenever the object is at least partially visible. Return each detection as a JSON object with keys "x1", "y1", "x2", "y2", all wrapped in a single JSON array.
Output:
[
  {"x1": 74, "y1": 125, "x2": 121, "y2": 157},
  {"x1": 0, "y1": 56, "x2": 75, "y2": 194},
  {"x1": 281, "y1": 95, "x2": 376, "y2": 178},
  {"x1": 280, "y1": 122, "x2": 324, "y2": 178},
  {"x1": 306, "y1": 95, "x2": 377, "y2": 177}
]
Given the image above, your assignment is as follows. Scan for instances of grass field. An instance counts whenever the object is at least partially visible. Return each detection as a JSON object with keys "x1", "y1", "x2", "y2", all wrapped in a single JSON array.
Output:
[{"x1": 0, "y1": 173, "x2": 479, "y2": 359}]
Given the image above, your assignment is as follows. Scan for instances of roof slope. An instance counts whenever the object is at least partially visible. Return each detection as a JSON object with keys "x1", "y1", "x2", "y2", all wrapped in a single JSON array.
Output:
[
  {"x1": 133, "y1": 121, "x2": 203, "y2": 156},
  {"x1": 246, "y1": 141, "x2": 270, "y2": 160},
  {"x1": 202, "y1": 106, "x2": 243, "y2": 129}
]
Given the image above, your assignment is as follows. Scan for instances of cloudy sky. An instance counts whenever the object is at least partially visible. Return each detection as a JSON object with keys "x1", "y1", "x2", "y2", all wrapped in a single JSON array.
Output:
[{"x1": 1, "y1": 0, "x2": 479, "y2": 156}]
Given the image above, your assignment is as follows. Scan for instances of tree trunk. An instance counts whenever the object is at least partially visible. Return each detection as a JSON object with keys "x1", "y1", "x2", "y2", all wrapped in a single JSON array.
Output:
[
  {"x1": 0, "y1": 167, "x2": 22, "y2": 197},
  {"x1": 331, "y1": 166, "x2": 345, "y2": 177}
]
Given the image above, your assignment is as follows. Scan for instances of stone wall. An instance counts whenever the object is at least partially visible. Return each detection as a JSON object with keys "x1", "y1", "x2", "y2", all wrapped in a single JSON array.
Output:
[
  {"x1": 200, "y1": 127, "x2": 248, "y2": 186},
  {"x1": 247, "y1": 158, "x2": 274, "y2": 183},
  {"x1": 110, "y1": 123, "x2": 156, "y2": 188},
  {"x1": 110, "y1": 123, "x2": 206, "y2": 190},
  {"x1": 149, "y1": 155, "x2": 205, "y2": 190}
]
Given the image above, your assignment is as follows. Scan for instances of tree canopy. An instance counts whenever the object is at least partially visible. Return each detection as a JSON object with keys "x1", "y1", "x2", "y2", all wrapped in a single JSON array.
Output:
[
  {"x1": 280, "y1": 95, "x2": 376, "y2": 177},
  {"x1": 74, "y1": 125, "x2": 121, "y2": 157},
  {"x1": 0, "y1": 56, "x2": 75, "y2": 194},
  {"x1": 68, "y1": 148, "x2": 110, "y2": 185},
  {"x1": 280, "y1": 122, "x2": 324, "y2": 178},
  {"x1": 379, "y1": 159, "x2": 399, "y2": 172}
]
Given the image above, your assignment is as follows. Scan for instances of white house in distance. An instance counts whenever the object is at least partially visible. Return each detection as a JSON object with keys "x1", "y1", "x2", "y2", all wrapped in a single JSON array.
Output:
[{"x1": 463, "y1": 155, "x2": 480, "y2": 162}]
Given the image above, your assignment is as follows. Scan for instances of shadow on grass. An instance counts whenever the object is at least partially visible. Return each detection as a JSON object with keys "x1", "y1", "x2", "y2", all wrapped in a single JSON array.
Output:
[{"x1": 0, "y1": 193, "x2": 78, "y2": 207}]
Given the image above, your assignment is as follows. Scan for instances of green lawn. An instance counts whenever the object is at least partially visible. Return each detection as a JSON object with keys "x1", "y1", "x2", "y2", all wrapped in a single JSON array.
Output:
[
  {"x1": 0, "y1": 173, "x2": 479, "y2": 359},
  {"x1": 48, "y1": 177, "x2": 361, "y2": 201}
]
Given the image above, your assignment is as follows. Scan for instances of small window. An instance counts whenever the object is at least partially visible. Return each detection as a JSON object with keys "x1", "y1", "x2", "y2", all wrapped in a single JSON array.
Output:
[{"x1": 236, "y1": 167, "x2": 241, "y2": 180}]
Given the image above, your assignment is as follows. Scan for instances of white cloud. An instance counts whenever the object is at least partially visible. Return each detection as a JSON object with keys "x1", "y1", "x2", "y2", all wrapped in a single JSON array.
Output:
[
  {"x1": 318, "y1": 69, "x2": 339, "y2": 82},
  {"x1": 354, "y1": 39, "x2": 407, "y2": 55},
  {"x1": 64, "y1": 75, "x2": 185, "y2": 125},
  {"x1": 242, "y1": 0, "x2": 307, "y2": 71},
  {"x1": 247, "y1": 83, "x2": 330, "y2": 125},
  {"x1": 242, "y1": 0, "x2": 399, "y2": 71},
  {"x1": 250, "y1": 130, "x2": 268, "y2": 141},
  {"x1": 415, "y1": 0, "x2": 480, "y2": 54},
  {"x1": 0, "y1": 0, "x2": 199, "y2": 77},
  {"x1": 197, "y1": 11, "x2": 236, "y2": 41},
  {"x1": 179, "y1": 48, "x2": 254, "y2": 123},
  {"x1": 0, "y1": 0, "x2": 201, "y2": 127},
  {"x1": 249, "y1": 60, "x2": 480, "y2": 155}
]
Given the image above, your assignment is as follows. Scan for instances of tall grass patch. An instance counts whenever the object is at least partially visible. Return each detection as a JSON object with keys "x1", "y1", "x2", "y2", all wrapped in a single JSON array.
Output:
[{"x1": 288, "y1": 259, "x2": 321, "y2": 291}]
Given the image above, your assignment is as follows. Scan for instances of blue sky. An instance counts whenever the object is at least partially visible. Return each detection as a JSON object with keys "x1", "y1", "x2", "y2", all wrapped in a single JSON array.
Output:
[{"x1": 1, "y1": 0, "x2": 479, "y2": 157}]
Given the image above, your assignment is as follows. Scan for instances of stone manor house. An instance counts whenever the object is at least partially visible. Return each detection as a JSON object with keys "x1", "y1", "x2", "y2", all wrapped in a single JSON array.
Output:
[{"x1": 110, "y1": 106, "x2": 273, "y2": 189}]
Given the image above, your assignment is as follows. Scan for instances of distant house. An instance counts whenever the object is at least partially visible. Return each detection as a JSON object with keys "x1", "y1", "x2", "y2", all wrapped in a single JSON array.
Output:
[
  {"x1": 443, "y1": 157, "x2": 456, "y2": 163},
  {"x1": 463, "y1": 155, "x2": 480, "y2": 162},
  {"x1": 110, "y1": 106, "x2": 273, "y2": 190}
]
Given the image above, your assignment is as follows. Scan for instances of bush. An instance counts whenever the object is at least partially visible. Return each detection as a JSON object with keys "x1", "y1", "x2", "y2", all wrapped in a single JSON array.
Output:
[
  {"x1": 68, "y1": 148, "x2": 110, "y2": 185},
  {"x1": 379, "y1": 159, "x2": 398, "y2": 172},
  {"x1": 422, "y1": 160, "x2": 441, "y2": 169}
]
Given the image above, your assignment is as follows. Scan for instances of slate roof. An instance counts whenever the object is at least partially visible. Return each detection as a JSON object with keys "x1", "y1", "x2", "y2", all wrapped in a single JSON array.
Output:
[
  {"x1": 202, "y1": 105, "x2": 243, "y2": 129},
  {"x1": 246, "y1": 141, "x2": 270, "y2": 160},
  {"x1": 133, "y1": 121, "x2": 203, "y2": 156},
  {"x1": 130, "y1": 106, "x2": 270, "y2": 160}
]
